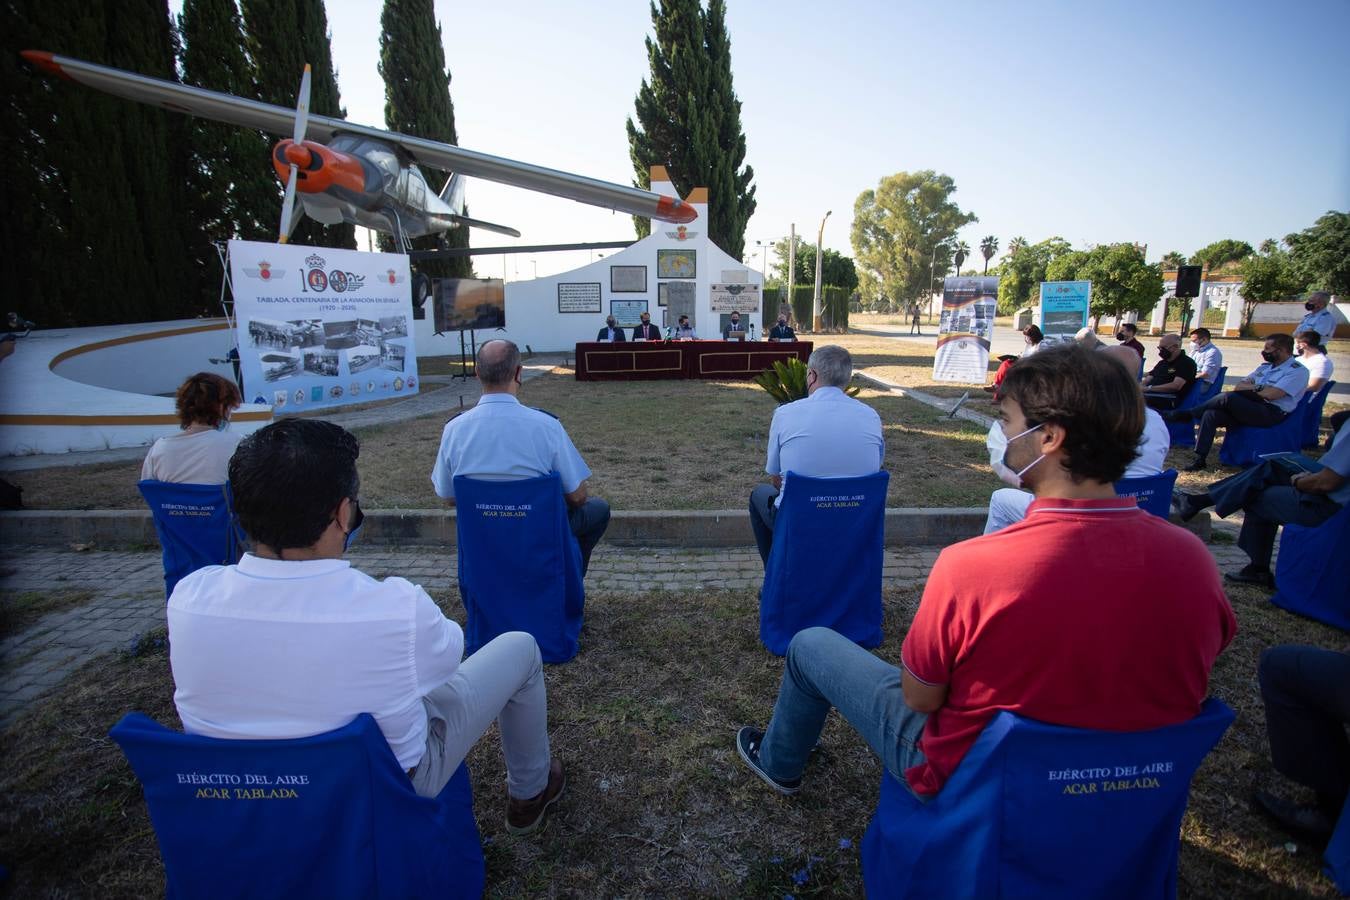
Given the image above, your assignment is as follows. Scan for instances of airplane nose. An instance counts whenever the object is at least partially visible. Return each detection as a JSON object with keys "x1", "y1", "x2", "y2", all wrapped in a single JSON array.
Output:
[{"x1": 285, "y1": 143, "x2": 312, "y2": 167}]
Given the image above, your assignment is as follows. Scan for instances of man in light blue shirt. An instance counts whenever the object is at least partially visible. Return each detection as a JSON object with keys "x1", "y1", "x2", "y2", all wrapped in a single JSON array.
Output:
[
  {"x1": 1187, "y1": 327, "x2": 1224, "y2": 387},
  {"x1": 1173, "y1": 419, "x2": 1350, "y2": 587},
  {"x1": 431, "y1": 340, "x2": 610, "y2": 574},
  {"x1": 748, "y1": 345, "x2": 885, "y2": 565},
  {"x1": 1296, "y1": 292, "x2": 1338, "y2": 346},
  {"x1": 1164, "y1": 333, "x2": 1309, "y2": 471}
]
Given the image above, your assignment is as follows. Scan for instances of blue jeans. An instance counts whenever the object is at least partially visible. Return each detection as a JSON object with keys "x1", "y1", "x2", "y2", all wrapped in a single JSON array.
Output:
[{"x1": 758, "y1": 627, "x2": 929, "y2": 795}]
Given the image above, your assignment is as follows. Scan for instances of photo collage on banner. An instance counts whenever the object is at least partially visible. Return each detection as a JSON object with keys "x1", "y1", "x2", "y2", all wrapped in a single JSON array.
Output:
[
  {"x1": 932, "y1": 276, "x2": 999, "y2": 382},
  {"x1": 1038, "y1": 281, "x2": 1092, "y2": 346},
  {"x1": 229, "y1": 239, "x2": 419, "y2": 412}
]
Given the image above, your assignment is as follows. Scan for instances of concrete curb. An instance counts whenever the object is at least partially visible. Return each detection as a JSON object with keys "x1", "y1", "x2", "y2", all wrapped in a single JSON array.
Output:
[{"x1": 0, "y1": 507, "x2": 995, "y2": 549}]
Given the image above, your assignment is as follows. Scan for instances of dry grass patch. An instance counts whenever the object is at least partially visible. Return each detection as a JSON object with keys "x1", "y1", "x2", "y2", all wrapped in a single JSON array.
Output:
[
  {"x1": 2, "y1": 580, "x2": 1347, "y2": 897},
  {"x1": 0, "y1": 589, "x2": 97, "y2": 637},
  {"x1": 10, "y1": 371, "x2": 994, "y2": 511}
]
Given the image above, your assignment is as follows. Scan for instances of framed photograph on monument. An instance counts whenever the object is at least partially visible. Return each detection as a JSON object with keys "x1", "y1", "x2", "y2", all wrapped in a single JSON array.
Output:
[
  {"x1": 610, "y1": 265, "x2": 647, "y2": 293},
  {"x1": 657, "y1": 249, "x2": 696, "y2": 279},
  {"x1": 557, "y1": 282, "x2": 602, "y2": 314}
]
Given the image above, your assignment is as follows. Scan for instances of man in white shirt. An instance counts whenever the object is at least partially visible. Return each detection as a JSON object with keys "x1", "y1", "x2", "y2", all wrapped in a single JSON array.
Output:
[
  {"x1": 169, "y1": 419, "x2": 565, "y2": 835},
  {"x1": 1295, "y1": 330, "x2": 1335, "y2": 392},
  {"x1": 749, "y1": 345, "x2": 884, "y2": 565},
  {"x1": 984, "y1": 345, "x2": 1168, "y2": 533},
  {"x1": 432, "y1": 340, "x2": 609, "y2": 574},
  {"x1": 1164, "y1": 333, "x2": 1310, "y2": 471},
  {"x1": 1187, "y1": 327, "x2": 1224, "y2": 389},
  {"x1": 1296, "y1": 292, "x2": 1338, "y2": 346}
]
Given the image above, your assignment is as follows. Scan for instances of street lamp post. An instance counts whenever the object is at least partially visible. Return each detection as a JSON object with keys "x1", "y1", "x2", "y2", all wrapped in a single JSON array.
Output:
[
  {"x1": 754, "y1": 239, "x2": 772, "y2": 282},
  {"x1": 812, "y1": 210, "x2": 831, "y2": 331}
]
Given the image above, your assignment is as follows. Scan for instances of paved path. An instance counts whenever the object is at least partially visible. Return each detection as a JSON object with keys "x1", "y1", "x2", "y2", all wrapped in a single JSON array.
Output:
[{"x1": 0, "y1": 532, "x2": 1250, "y2": 729}]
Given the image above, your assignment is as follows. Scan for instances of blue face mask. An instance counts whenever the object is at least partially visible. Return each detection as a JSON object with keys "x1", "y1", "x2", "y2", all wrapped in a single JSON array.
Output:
[
  {"x1": 343, "y1": 503, "x2": 365, "y2": 553},
  {"x1": 215, "y1": 417, "x2": 230, "y2": 432}
]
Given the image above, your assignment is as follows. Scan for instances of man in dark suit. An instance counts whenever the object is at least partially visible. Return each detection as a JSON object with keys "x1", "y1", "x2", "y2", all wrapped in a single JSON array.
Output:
[
  {"x1": 596, "y1": 316, "x2": 626, "y2": 342},
  {"x1": 632, "y1": 312, "x2": 661, "y2": 341},
  {"x1": 723, "y1": 312, "x2": 746, "y2": 340},
  {"x1": 769, "y1": 315, "x2": 796, "y2": 341}
]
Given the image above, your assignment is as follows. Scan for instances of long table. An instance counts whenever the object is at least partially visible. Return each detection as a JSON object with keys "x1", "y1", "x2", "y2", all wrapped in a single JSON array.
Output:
[{"x1": 574, "y1": 340, "x2": 813, "y2": 382}]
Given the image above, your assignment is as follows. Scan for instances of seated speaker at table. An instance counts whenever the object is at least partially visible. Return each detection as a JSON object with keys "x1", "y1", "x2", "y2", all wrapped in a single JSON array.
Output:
[
  {"x1": 769, "y1": 315, "x2": 796, "y2": 341},
  {"x1": 632, "y1": 312, "x2": 661, "y2": 342},
  {"x1": 674, "y1": 315, "x2": 698, "y2": 340},
  {"x1": 723, "y1": 312, "x2": 746, "y2": 340},
  {"x1": 596, "y1": 316, "x2": 626, "y2": 342}
]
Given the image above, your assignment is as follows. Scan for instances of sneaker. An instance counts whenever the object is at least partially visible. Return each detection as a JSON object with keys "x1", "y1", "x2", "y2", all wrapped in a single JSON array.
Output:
[
  {"x1": 1252, "y1": 789, "x2": 1335, "y2": 843},
  {"x1": 1182, "y1": 457, "x2": 1207, "y2": 472},
  {"x1": 1224, "y1": 565, "x2": 1274, "y2": 588},
  {"x1": 505, "y1": 758, "x2": 566, "y2": 835},
  {"x1": 735, "y1": 726, "x2": 801, "y2": 795}
]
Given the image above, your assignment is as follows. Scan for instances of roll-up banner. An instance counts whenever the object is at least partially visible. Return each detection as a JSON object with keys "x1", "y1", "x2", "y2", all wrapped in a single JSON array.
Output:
[{"x1": 932, "y1": 276, "x2": 999, "y2": 383}]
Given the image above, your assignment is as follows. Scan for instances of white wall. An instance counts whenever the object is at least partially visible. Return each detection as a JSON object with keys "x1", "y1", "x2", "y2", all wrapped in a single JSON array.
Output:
[{"x1": 52, "y1": 326, "x2": 238, "y2": 395}]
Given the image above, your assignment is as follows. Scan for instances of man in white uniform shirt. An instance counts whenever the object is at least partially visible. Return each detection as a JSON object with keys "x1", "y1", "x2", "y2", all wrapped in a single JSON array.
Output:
[
  {"x1": 748, "y1": 345, "x2": 884, "y2": 565},
  {"x1": 432, "y1": 339, "x2": 610, "y2": 575},
  {"x1": 983, "y1": 345, "x2": 1168, "y2": 533},
  {"x1": 1296, "y1": 292, "x2": 1338, "y2": 346},
  {"x1": 1187, "y1": 327, "x2": 1224, "y2": 389},
  {"x1": 169, "y1": 419, "x2": 566, "y2": 835},
  {"x1": 1165, "y1": 333, "x2": 1310, "y2": 471}
]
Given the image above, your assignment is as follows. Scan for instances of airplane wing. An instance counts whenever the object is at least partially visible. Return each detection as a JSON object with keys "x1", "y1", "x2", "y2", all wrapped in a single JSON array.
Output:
[{"x1": 22, "y1": 50, "x2": 697, "y2": 225}]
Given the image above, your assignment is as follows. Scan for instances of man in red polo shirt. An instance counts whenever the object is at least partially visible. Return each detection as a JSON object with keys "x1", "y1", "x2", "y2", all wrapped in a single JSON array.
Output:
[{"x1": 736, "y1": 344, "x2": 1236, "y2": 798}]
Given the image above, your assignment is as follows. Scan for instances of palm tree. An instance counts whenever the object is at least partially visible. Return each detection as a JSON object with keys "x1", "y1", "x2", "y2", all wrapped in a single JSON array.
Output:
[
  {"x1": 979, "y1": 235, "x2": 999, "y2": 274},
  {"x1": 1161, "y1": 250, "x2": 1186, "y2": 270},
  {"x1": 954, "y1": 240, "x2": 970, "y2": 274},
  {"x1": 1006, "y1": 236, "x2": 1027, "y2": 256}
]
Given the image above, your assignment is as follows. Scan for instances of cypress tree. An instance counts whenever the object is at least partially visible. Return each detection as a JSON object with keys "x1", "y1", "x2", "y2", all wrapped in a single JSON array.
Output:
[
  {"x1": 180, "y1": 0, "x2": 278, "y2": 249},
  {"x1": 241, "y1": 0, "x2": 355, "y2": 249},
  {"x1": 5, "y1": 0, "x2": 196, "y2": 325},
  {"x1": 625, "y1": 0, "x2": 755, "y2": 257},
  {"x1": 378, "y1": 0, "x2": 471, "y2": 279}
]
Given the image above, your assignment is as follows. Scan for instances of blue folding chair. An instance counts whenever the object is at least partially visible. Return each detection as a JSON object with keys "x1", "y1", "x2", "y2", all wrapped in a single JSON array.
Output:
[
  {"x1": 862, "y1": 698, "x2": 1234, "y2": 900},
  {"x1": 1272, "y1": 501, "x2": 1350, "y2": 631},
  {"x1": 1166, "y1": 367, "x2": 1227, "y2": 448},
  {"x1": 454, "y1": 473, "x2": 585, "y2": 663},
  {"x1": 1114, "y1": 468, "x2": 1178, "y2": 519},
  {"x1": 1301, "y1": 381, "x2": 1336, "y2": 449},
  {"x1": 110, "y1": 712, "x2": 485, "y2": 900},
  {"x1": 1219, "y1": 386, "x2": 1323, "y2": 467},
  {"x1": 1327, "y1": 792, "x2": 1350, "y2": 895},
  {"x1": 137, "y1": 480, "x2": 245, "y2": 598},
  {"x1": 759, "y1": 471, "x2": 888, "y2": 656}
]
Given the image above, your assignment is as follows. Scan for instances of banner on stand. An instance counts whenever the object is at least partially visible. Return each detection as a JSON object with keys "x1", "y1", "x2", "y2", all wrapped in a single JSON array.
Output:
[
  {"x1": 229, "y1": 239, "x2": 419, "y2": 412},
  {"x1": 1038, "y1": 281, "x2": 1092, "y2": 346},
  {"x1": 932, "y1": 276, "x2": 999, "y2": 383}
]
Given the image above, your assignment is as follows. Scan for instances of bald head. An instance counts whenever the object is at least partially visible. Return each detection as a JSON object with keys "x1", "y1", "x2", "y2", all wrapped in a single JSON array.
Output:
[
  {"x1": 477, "y1": 339, "x2": 521, "y2": 390},
  {"x1": 1074, "y1": 327, "x2": 1101, "y2": 348},
  {"x1": 1102, "y1": 344, "x2": 1142, "y2": 375}
]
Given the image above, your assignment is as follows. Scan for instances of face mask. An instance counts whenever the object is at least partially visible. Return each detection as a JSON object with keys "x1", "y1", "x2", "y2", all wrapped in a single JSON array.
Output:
[
  {"x1": 606, "y1": 320, "x2": 615, "y2": 328},
  {"x1": 1116, "y1": 332, "x2": 1127, "y2": 341},
  {"x1": 1000, "y1": 423, "x2": 1046, "y2": 481},
  {"x1": 1261, "y1": 350, "x2": 1277, "y2": 363},
  {"x1": 1158, "y1": 348, "x2": 1172, "y2": 360},
  {"x1": 1305, "y1": 302, "x2": 1316, "y2": 311},
  {"x1": 215, "y1": 417, "x2": 230, "y2": 432},
  {"x1": 1187, "y1": 341, "x2": 1200, "y2": 354},
  {"x1": 343, "y1": 503, "x2": 365, "y2": 553}
]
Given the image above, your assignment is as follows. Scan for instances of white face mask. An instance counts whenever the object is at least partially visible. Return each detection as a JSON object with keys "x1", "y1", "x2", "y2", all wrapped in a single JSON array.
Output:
[
  {"x1": 1187, "y1": 341, "x2": 1200, "y2": 354},
  {"x1": 1000, "y1": 423, "x2": 1046, "y2": 482}
]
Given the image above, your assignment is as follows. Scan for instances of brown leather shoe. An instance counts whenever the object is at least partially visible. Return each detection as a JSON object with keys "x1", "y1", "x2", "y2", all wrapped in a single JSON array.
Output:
[{"x1": 505, "y1": 758, "x2": 565, "y2": 835}]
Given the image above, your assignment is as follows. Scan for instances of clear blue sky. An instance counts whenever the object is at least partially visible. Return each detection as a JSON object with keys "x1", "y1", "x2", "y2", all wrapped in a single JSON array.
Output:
[{"x1": 185, "y1": 0, "x2": 1350, "y2": 277}]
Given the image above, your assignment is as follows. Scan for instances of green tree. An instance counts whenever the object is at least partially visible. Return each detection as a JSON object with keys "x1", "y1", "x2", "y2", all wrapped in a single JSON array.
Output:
[
  {"x1": 996, "y1": 236, "x2": 1072, "y2": 314},
  {"x1": 1160, "y1": 250, "x2": 1186, "y2": 269},
  {"x1": 850, "y1": 171, "x2": 976, "y2": 310},
  {"x1": 979, "y1": 235, "x2": 999, "y2": 274},
  {"x1": 378, "y1": 0, "x2": 471, "y2": 279},
  {"x1": 626, "y1": 0, "x2": 756, "y2": 256},
  {"x1": 180, "y1": 0, "x2": 277, "y2": 247},
  {"x1": 1048, "y1": 244, "x2": 1162, "y2": 327},
  {"x1": 1285, "y1": 210, "x2": 1350, "y2": 295},
  {"x1": 5, "y1": 0, "x2": 198, "y2": 325},
  {"x1": 770, "y1": 236, "x2": 858, "y2": 292},
  {"x1": 1189, "y1": 238, "x2": 1253, "y2": 271},
  {"x1": 954, "y1": 240, "x2": 970, "y2": 273},
  {"x1": 242, "y1": 0, "x2": 355, "y2": 249},
  {"x1": 1239, "y1": 242, "x2": 1302, "y2": 334}
]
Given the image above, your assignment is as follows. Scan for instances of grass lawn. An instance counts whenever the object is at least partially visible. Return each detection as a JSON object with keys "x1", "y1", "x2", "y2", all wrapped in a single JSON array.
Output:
[
  {"x1": 1, "y1": 580, "x2": 1346, "y2": 897},
  {"x1": 9, "y1": 370, "x2": 994, "y2": 511}
]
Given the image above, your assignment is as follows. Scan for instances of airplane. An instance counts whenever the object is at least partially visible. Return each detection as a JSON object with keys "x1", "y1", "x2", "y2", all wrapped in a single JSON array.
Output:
[{"x1": 21, "y1": 51, "x2": 696, "y2": 262}]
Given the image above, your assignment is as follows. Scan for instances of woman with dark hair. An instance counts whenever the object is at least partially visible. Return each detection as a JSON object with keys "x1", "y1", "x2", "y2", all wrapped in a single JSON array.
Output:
[
  {"x1": 984, "y1": 324, "x2": 1046, "y2": 396},
  {"x1": 140, "y1": 372, "x2": 242, "y2": 483}
]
